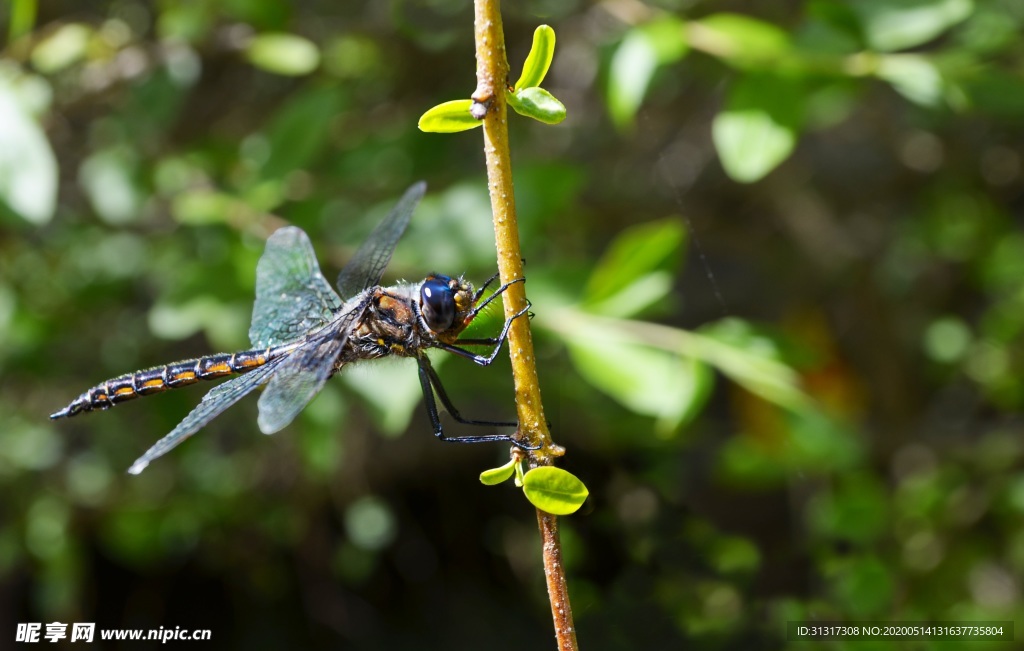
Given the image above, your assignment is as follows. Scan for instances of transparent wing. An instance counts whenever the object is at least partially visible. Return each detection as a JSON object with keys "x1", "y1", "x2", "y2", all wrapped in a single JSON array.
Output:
[
  {"x1": 257, "y1": 296, "x2": 372, "y2": 434},
  {"x1": 336, "y1": 182, "x2": 426, "y2": 299},
  {"x1": 250, "y1": 226, "x2": 343, "y2": 349},
  {"x1": 127, "y1": 357, "x2": 287, "y2": 475}
]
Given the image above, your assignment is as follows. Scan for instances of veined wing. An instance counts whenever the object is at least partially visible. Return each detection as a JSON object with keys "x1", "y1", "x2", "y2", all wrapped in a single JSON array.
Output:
[
  {"x1": 127, "y1": 356, "x2": 287, "y2": 475},
  {"x1": 336, "y1": 182, "x2": 426, "y2": 299},
  {"x1": 250, "y1": 226, "x2": 343, "y2": 349},
  {"x1": 257, "y1": 294, "x2": 373, "y2": 434}
]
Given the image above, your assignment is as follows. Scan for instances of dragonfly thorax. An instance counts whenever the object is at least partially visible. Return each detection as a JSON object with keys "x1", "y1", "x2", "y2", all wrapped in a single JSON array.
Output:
[{"x1": 345, "y1": 274, "x2": 475, "y2": 362}]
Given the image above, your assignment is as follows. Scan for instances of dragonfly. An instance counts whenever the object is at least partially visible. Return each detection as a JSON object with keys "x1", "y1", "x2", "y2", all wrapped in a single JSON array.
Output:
[{"x1": 51, "y1": 182, "x2": 533, "y2": 474}]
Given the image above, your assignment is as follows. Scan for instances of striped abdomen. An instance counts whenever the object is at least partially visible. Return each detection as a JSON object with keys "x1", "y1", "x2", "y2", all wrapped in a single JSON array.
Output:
[{"x1": 51, "y1": 347, "x2": 288, "y2": 420}]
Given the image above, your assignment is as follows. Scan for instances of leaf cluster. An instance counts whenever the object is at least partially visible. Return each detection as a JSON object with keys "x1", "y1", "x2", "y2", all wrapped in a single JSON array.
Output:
[{"x1": 418, "y1": 25, "x2": 567, "y2": 133}]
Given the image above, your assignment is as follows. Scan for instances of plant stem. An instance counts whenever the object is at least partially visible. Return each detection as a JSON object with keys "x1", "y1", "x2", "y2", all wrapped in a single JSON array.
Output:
[
  {"x1": 471, "y1": 2, "x2": 578, "y2": 650},
  {"x1": 9, "y1": 0, "x2": 38, "y2": 46},
  {"x1": 537, "y1": 510, "x2": 578, "y2": 647}
]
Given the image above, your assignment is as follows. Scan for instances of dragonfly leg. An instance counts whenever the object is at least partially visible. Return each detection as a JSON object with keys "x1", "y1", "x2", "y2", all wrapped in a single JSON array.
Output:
[
  {"x1": 474, "y1": 259, "x2": 527, "y2": 303},
  {"x1": 455, "y1": 309, "x2": 536, "y2": 347},
  {"x1": 453, "y1": 337, "x2": 500, "y2": 346},
  {"x1": 471, "y1": 270, "x2": 502, "y2": 303},
  {"x1": 441, "y1": 300, "x2": 531, "y2": 366},
  {"x1": 416, "y1": 356, "x2": 537, "y2": 449},
  {"x1": 467, "y1": 277, "x2": 525, "y2": 320}
]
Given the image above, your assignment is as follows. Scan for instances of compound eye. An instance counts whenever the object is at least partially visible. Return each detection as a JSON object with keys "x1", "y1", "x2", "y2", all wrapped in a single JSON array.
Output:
[{"x1": 420, "y1": 277, "x2": 456, "y2": 332}]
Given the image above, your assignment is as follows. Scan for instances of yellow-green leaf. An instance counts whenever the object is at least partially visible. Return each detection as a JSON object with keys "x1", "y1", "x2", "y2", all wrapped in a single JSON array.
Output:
[
  {"x1": 31, "y1": 23, "x2": 91, "y2": 74},
  {"x1": 712, "y1": 74, "x2": 804, "y2": 183},
  {"x1": 607, "y1": 17, "x2": 688, "y2": 128},
  {"x1": 515, "y1": 25, "x2": 556, "y2": 91},
  {"x1": 246, "y1": 33, "x2": 320, "y2": 76},
  {"x1": 583, "y1": 218, "x2": 686, "y2": 314},
  {"x1": 847, "y1": 0, "x2": 973, "y2": 52},
  {"x1": 480, "y1": 458, "x2": 518, "y2": 485},
  {"x1": 0, "y1": 75, "x2": 57, "y2": 224},
  {"x1": 522, "y1": 466, "x2": 589, "y2": 515},
  {"x1": 418, "y1": 99, "x2": 482, "y2": 133},
  {"x1": 509, "y1": 87, "x2": 566, "y2": 125},
  {"x1": 695, "y1": 318, "x2": 808, "y2": 410},
  {"x1": 566, "y1": 325, "x2": 714, "y2": 433},
  {"x1": 692, "y1": 13, "x2": 790, "y2": 69},
  {"x1": 876, "y1": 55, "x2": 944, "y2": 107}
]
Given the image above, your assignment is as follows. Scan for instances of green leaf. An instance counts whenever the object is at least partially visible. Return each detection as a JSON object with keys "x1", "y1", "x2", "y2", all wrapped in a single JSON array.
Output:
[
  {"x1": 418, "y1": 99, "x2": 482, "y2": 133},
  {"x1": 508, "y1": 87, "x2": 566, "y2": 125},
  {"x1": 567, "y1": 320, "x2": 714, "y2": 433},
  {"x1": 607, "y1": 16, "x2": 688, "y2": 128},
  {"x1": 515, "y1": 25, "x2": 556, "y2": 91},
  {"x1": 78, "y1": 149, "x2": 142, "y2": 225},
  {"x1": 246, "y1": 33, "x2": 320, "y2": 76},
  {"x1": 846, "y1": 0, "x2": 973, "y2": 52},
  {"x1": 544, "y1": 310, "x2": 806, "y2": 419},
  {"x1": 876, "y1": 54, "x2": 944, "y2": 107},
  {"x1": 695, "y1": 318, "x2": 807, "y2": 410},
  {"x1": 607, "y1": 31, "x2": 656, "y2": 128},
  {"x1": 30, "y1": 23, "x2": 91, "y2": 73},
  {"x1": 480, "y1": 458, "x2": 518, "y2": 485},
  {"x1": 584, "y1": 272, "x2": 673, "y2": 320},
  {"x1": 693, "y1": 14, "x2": 791, "y2": 69},
  {"x1": 0, "y1": 75, "x2": 57, "y2": 224},
  {"x1": 514, "y1": 460, "x2": 525, "y2": 487},
  {"x1": 522, "y1": 467, "x2": 589, "y2": 515},
  {"x1": 583, "y1": 218, "x2": 685, "y2": 315},
  {"x1": 641, "y1": 15, "x2": 690, "y2": 63},
  {"x1": 170, "y1": 188, "x2": 238, "y2": 225},
  {"x1": 712, "y1": 74, "x2": 804, "y2": 183}
]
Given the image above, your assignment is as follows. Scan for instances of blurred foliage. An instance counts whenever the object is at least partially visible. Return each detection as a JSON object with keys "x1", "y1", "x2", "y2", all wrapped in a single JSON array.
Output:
[{"x1": 2, "y1": 0, "x2": 1024, "y2": 649}]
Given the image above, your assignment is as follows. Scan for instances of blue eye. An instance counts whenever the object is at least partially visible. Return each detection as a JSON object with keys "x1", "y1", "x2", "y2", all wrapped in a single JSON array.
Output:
[{"x1": 420, "y1": 276, "x2": 456, "y2": 332}]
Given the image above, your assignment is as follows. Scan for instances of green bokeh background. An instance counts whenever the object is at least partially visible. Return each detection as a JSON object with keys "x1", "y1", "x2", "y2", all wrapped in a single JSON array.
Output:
[{"x1": 2, "y1": 1, "x2": 1023, "y2": 649}]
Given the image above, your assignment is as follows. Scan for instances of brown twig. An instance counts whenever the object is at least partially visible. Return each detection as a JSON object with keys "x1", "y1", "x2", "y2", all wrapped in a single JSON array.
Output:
[
  {"x1": 537, "y1": 510, "x2": 578, "y2": 648},
  {"x1": 471, "y1": 2, "x2": 578, "y2": 650}
]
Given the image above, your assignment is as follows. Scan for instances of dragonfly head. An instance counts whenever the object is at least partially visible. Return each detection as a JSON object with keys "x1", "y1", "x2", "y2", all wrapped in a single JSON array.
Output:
[{"x1": 419, "y1": 274, "x2": 475, "y2": 335}]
